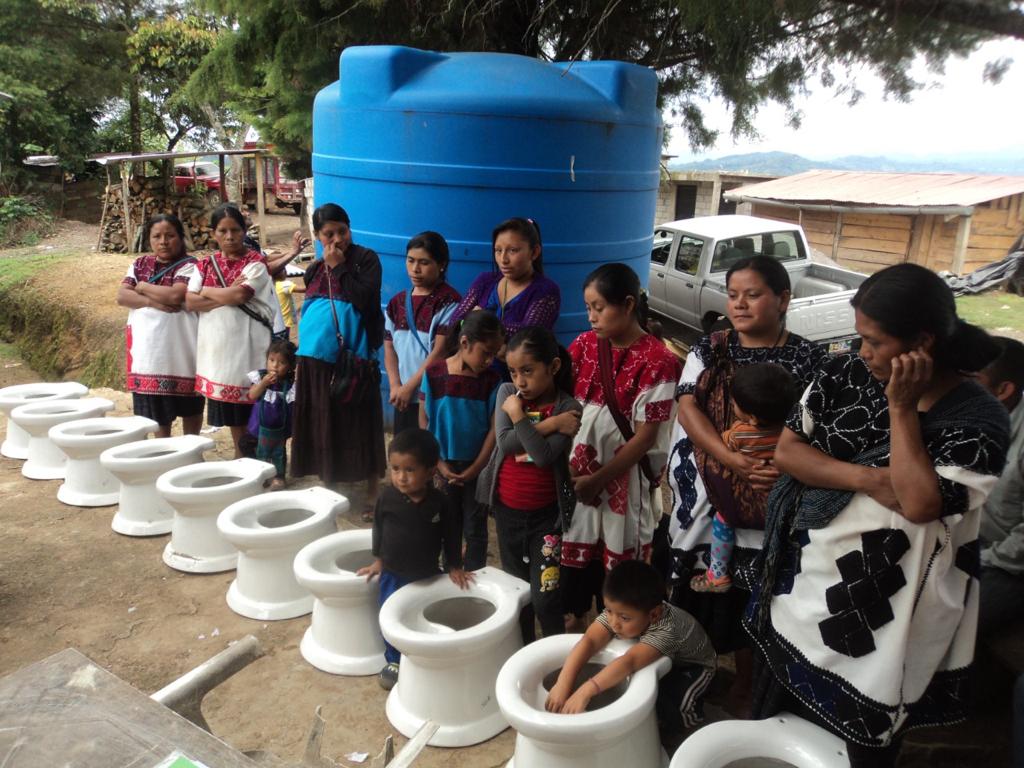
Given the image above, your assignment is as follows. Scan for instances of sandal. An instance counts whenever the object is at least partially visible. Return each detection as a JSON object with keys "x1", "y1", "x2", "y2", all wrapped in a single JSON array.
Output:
[{"x1": 690, "y1": 570, "x2": 732, "y2": 594}]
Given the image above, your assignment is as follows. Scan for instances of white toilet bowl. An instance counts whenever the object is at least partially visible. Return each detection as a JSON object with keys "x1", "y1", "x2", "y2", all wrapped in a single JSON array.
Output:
[
  {"x1": 669, "y1": 713, "x2": 849, "y2": 768},
  {"x1": 11, "y1": 398, "x2": 115, "y2": 480},
  {"x1": 217, "y1": 486, "x2": 347, "y2": 620},
  {"x1": 158, "y1": 458, "x2": 277, "y2": 573},
  {"x1": 496, "y1": 633, "x2": 672, "y2": 768},
  {"x1": 49, "y1": 416, "x2": 159, "y2": 506},
  {"x1": 0, "y1": 381, "x2": 89, "y2": 459},
  {"x1": 380, "y1": 567, "x2": 531, "y2": 747},
  {"x1": 293, "y1": 528, "x2": 385, "y2": 675},
  {"x1": 101, "y1": 435, "x2": 215, "y2": 536}
]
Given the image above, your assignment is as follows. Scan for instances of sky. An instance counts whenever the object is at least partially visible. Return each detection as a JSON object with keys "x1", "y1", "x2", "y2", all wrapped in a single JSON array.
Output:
[{"x1": 666, "y1": 38, "x2": 1024, "y2": 162}]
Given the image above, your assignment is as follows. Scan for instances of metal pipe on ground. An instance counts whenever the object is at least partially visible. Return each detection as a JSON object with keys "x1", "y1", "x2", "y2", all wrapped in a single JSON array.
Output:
[{"x1": 150, "y1": 634, "x2": 264, "y2": 731}]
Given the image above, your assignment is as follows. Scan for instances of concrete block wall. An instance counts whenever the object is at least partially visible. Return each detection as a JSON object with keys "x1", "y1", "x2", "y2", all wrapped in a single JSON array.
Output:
[{"x1": 655, "y1": 184, "x2": 675, "y2": 225}]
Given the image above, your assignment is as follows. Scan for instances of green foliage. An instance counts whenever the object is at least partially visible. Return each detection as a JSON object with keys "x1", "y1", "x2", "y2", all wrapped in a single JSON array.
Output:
[
  {"x1": 127, "y1": 14, "x2": 234, "y2": 149},
  {"x1": 0, "y1": 0, "x2": 124, "y2": 179},
  {"x1": 195, "y1": 0, "x2": 1023, "y2": 171},
  {"x1": 0, "y1": 195, "x2": 54, "y2": 247},
  {"x1": 0, "y1": 0, "x2": 239, "y2": 180}
]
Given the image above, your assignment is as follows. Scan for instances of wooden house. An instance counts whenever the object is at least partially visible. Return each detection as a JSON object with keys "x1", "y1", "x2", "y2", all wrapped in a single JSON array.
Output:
[{"x1": 724, "y1": 170, "x2": 1024, "y2": 274}]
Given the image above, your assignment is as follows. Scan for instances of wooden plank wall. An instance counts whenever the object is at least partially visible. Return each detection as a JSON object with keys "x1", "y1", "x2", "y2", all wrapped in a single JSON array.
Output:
[
  {"x1": 836, "y1": 212, "x2": 913, "y2": 273},
  {"x1": 754, "y1": 194, "x2": 1024, "y2": 275},
  {"x1": 965, "y1": 194, "x2": 1024, "y2": 272}
]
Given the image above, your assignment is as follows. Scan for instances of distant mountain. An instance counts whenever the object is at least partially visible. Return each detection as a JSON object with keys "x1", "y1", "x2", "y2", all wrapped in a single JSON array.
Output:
[{"x1": 671, "y1": 151, "x2": 1024, "y2": 176}]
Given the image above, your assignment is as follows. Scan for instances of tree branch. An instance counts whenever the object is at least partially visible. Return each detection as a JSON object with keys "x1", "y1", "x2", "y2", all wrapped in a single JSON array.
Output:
[{"x1": 837, "y1": 0, "x2": 1024, "y2": 40}]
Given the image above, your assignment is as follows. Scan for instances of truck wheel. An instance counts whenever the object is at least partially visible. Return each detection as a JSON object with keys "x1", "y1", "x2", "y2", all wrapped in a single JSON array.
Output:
[{"x1": 291, "y1": 203, "x2": 301, "y2": 215}]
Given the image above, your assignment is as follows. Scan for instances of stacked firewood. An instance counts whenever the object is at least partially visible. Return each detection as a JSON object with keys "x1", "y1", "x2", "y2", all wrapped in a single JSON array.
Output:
[{"x1": 98, "y1": 177, "x2": 221, "y2": 253}]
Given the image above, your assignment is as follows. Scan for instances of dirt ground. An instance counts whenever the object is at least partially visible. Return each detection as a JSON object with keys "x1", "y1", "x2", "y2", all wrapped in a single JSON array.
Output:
[{"x1": 0, "y1": 219, "x2": 1017, "y2": 766}]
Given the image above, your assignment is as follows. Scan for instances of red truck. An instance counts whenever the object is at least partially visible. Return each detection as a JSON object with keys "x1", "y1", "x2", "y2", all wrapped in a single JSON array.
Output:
[
  {"x1": 240, "y1": 153, "x2": 304, "y2": 214},
  {"x1": 173, "y1": 154, "x2": 305, "y2": 214},
  {"x1": 173, "y1": 160, "x2": 221, "y2": 200}
]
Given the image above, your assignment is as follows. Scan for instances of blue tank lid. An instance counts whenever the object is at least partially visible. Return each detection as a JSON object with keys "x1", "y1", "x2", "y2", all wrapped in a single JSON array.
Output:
[{"x1": 331, "y1": 45, "x2": 660, "y2": 126}]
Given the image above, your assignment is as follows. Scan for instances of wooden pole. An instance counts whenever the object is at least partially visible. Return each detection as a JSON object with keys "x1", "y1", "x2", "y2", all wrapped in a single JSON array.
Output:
[
  {"x1": 255, "y1": 152, "x2": 269, "y2": 246},
  {"x1": 952, "y1": 213, "x2": 973, "y2": 275},
  {"x1": 96, "y1": 166, "x2": 111, "y2": 251},
  {"x1": 120, "y1": 162, "x2": 134, "y2": 253},
  {"x1": 218, "y1": 153, "x2": 227, "y2": 204},
  {"x1": 831, "y1": 212, "x2": 843, "y2": 263}
]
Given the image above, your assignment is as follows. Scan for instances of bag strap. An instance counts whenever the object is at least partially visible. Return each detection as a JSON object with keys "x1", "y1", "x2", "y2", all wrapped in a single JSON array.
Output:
[
  {"x1": 147, "y1": 256, "x2": 191, "y2": 284},
  {"x1": 323, "y1": 262, "x2": 345, "y2": 353},
  {"x1": 208, "y1": 254, "x2": 274, "y2": 335},
  {"x1": 405, "y1": 290, "x2": 431, "y2": 356},
  {"x1": 597, "y1": 338, "x2": 658, "y2": 485}
]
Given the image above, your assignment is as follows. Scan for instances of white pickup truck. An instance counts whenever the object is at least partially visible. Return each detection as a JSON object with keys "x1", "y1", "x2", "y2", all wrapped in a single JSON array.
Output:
[{"x1": 648, "y1": 215, "x2": 867, "y2": 354}]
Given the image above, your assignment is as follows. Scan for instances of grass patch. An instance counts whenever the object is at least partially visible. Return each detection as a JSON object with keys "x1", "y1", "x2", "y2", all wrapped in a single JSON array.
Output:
[
  {"x1": 956, "y1": 291, "x2": 1024, "y2": 335},
  {"x1": 0, "y1": 251, "x2": 73, "y2": 289}
]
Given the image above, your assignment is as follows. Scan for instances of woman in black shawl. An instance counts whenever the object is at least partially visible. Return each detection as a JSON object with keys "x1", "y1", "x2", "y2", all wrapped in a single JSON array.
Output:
[{"x1": 747, "y1": 263, "x2": 1010, "y2": 767}]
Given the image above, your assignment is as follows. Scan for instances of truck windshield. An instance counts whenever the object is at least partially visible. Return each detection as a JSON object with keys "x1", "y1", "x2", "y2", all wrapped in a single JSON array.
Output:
[{"x1": 709, "y1": 230, "x2": 804, "y2": 272}]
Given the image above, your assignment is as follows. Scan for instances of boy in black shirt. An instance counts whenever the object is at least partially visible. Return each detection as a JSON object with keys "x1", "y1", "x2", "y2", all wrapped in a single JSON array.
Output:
[{"x1": 358, "y1": 428, "x2": 471, "y2": 689}]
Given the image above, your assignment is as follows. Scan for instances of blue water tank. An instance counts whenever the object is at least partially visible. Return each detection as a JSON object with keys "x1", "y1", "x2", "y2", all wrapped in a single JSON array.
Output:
[{"x1": 312, "y1": 45, "x2": 663, "y2": 346}]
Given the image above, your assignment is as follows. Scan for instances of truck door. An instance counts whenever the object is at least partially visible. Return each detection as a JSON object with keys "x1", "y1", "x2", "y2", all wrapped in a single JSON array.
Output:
[
  {"x1": 648, "y1": 230, "x2": 675, "y2": 314},
  {"x1": 664, "y1": 234, "x2": 704, "y2": 327}
]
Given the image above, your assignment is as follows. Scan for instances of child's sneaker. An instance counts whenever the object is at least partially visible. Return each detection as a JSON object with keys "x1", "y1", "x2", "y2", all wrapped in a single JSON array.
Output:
[
  {"x1": 379, "y1": 662, "x2": 399, "y2": 690},
  {"x1": 690, "y1": 570, "x2": 731, "y2": 593}
]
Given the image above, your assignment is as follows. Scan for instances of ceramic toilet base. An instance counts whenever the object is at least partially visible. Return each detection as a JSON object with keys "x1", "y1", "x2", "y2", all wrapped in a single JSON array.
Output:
[
  {"x1": 58, "y1": 458, "x2": 120, "y2": 507},
  {"x1": 58, "y1": 485, "x2": 120, "y2": 507},
  {"x1": 22, "y1": 460, "x2": 66, "y2": 480},
  {"x1": 386, "y1": 688, "x2": 510, "y2": 748},
  {"x1": 505, "y1": 735, "x2": 667, "y2": 768},
  {"x1": 1, "y1": 429, "x2": 29, "y2": 459},
  {"x1": 112, "y1": 486, "x2": 174, "y2": 536},
  {"x1": 162, "y1": 543, "x2": 237, "y2": 573},
  {"x1": 22, "y1": 437, "x2": 67, "y2": 479},
  {"x1": 112, "y1": 514, "x2": 173, "y2": 537},
  {"x1": 226, "y1": 581, "x2": 313, "y2": 621},
  {"x1": 300, "y1": 627, "x2": 385, "y2": 676}
]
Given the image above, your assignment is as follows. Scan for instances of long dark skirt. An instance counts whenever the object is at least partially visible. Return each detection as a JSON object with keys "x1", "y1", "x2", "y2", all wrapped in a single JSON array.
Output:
[
  {"x1": 206, "y1": 399, "x2": 253, "y2": 428},
  {"x1": 132, "y1": 392, "x2": 204, "y2": 425},
  {"x1": 290, "y1": 356, "x2": 386, "y2": 484}
]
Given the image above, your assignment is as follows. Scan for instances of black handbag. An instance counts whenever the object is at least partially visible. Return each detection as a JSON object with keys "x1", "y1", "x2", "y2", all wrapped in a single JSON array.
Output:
[{"x1": 324, "y1": 263, "x2": 379, "y2": 403}]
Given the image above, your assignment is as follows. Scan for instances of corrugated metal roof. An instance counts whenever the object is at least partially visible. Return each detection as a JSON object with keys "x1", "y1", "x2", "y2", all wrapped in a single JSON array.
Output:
[
  {"x1": 726, "y1": 169, "x2": 1024, "y2": 208},
  {"x1": 89, "y1": 148, "x2": 268, "y2": 164}
]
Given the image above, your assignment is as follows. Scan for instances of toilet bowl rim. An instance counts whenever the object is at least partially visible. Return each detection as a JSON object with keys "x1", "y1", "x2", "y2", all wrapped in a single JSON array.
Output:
[
  {"x1": 49, "y1": 416, "x2": 158, "y2": 444},
  {"x1": 10, "y1": 398, "x2": 114, "y2": 424},
  {"x1": 495, "y1": 634, "x2": 666, "y2": 740},
  {"x1": 0, "y1": 382, "x2": 88, "y2": 408},
  {"x1": 293, "y1": 529, "x2": 375, "y2": 587},
  {"x1": 379, "y1": 571, "x2": 526, "y2": 650},
  {"x1": 216, "y1": 490, "x2": 347, "y2": 542},
  {"x1": 154, "y1": 458, "x2": 276, "y2": 496},
  {"x1": 668, "y1": 712, "x2": 850, "y2": 767},
  {"x1": 100, "y1": 434, "x2": 214, "y2": 466}
]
